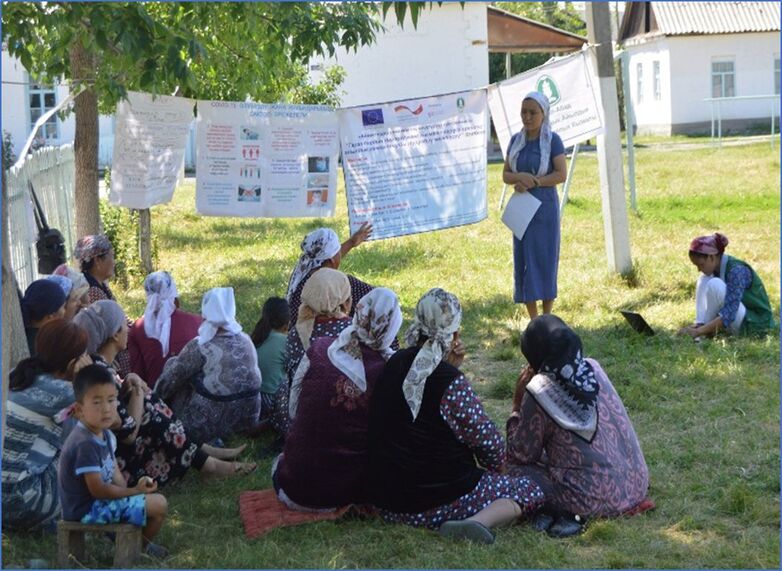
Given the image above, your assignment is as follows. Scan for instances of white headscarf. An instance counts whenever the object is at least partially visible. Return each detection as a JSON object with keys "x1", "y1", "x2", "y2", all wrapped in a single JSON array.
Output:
[
  {"x1": 143, "y1": 271, "x2": 179, "y2": 357},
  {"x1": 402, "y1": 288, "x2": 462, "y2": 420},
  {"x1": 197, "y1": 287, "x2": 243, "y2": 345},
  {"x1": 506, "y1": 91, "x2": 552, "y2": 177},
  {"x1": 286, "y1": 228, "x2": 341, "y2": 300},
  {"x1": 327, "y1": 288, "x2": 403, "y2": 392}
]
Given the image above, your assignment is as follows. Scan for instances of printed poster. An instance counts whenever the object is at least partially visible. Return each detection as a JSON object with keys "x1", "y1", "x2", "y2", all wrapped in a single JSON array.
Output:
[
  {"x1": 339, "y1": 89, "x2": 488, "y2": 240},
  {"x1": 488, "y1": 48, "x2": 604, "y2": 154},
  {"x1": 195, "y1": 101, "x2": 339, "y2": 218},
  {"x1": 109, "y1": 91, "x2": 194, "y2": 209}
]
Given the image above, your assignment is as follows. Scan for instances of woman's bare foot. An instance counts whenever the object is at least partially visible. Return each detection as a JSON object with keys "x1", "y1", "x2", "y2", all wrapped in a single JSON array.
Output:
[
  {"x1": 201, "y1": 443, "x2": 247, "y2": 461},
  {"x1": 200, "y1": 456, "x2": 257, "y2": 479}
]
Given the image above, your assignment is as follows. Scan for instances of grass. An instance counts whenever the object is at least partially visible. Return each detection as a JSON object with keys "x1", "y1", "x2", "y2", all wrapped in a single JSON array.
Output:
[{"x1": 2, "y1": 142, "x2": 779, "y2": 569}]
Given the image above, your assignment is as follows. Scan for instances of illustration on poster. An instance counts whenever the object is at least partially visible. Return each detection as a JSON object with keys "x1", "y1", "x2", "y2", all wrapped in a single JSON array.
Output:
[
  {"x1": 241, "y1": 126, "x2": 260, "y2": 141},
  {"x1": 307, "y1": 188, "x2": 328, "y2": 206},
  {"x1": 308, "y1": 156, "x2": 329, "y2": 173},
  {"x1": 238, "y1": 185, "x2": 261, "y2": 202}
]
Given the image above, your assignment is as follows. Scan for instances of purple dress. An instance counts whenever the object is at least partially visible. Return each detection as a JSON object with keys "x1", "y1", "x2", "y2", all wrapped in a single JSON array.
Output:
[
  {"x1": 506, "y1": 359, "x2": 649, "y2": 517},
  {"x1": 509, "y1": 132, "x2": 565, "y2": 303},
  {"x1": 273, "y1": 337, "x2": 387, "y2": 509}
]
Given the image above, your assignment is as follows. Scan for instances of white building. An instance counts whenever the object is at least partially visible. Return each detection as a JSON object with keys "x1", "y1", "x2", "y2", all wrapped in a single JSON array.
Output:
[{"x1": 619, "y1": 1, "x2": 780, "y2": 135}]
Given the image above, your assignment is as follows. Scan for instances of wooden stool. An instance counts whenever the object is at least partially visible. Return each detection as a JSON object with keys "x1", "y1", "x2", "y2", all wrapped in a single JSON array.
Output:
[{"x1": 57, "y1": 521, "x2": 142, "y2": 568}]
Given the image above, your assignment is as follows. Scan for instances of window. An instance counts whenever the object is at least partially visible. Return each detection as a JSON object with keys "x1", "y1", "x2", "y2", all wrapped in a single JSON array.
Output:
[
  {"x1": 636, "y1": 62, "x2": 643, "y2": 104},
  {"x1": 28, "y1": 79, "x2": 59, "y2": 142},
  {"x1": 775, "y1": 57, "x2": 780, "y2": 96},
  {"x1": 653, "y1": 61, "x2": 661, "y2": 100},
  {"x1": 711, "y1": 60, "x2": 735, "y2": 98}
]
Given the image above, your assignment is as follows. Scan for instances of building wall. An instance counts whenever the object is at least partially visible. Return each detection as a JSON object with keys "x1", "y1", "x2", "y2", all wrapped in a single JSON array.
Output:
[
  {"x1": 625, "y1": 37, "x2": 673, "y2": 135},
  {"x1": 308, "y1": 3, "x2": 489, "y2": 107},
  {"x1": 626, "y1": 31, "x2": 780, "y2": 135}
]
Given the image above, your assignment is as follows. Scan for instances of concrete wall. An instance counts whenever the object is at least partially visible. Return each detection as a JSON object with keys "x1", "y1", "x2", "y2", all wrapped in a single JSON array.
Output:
[
  {"x1": 308, "y1": 3, "x2": 489, "y2": 107},
  {"x1": 625, "y1": 37, "x2": 673, "y2": 135}
]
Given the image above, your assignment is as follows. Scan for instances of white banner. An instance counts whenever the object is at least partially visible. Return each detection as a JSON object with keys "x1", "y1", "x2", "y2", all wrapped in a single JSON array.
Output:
[
  {"x1": 339, "y1": 89, "x2": 488, "y2": 241},
  {"x1": 195, "y1": 101, "x2": 339, "y2": 218},
  {"x1": 109, "y1": 91, "x2": 194, "y2": 209},
  {"x1": 488, "y1": 49, "x2": 604, "y2": 155}
]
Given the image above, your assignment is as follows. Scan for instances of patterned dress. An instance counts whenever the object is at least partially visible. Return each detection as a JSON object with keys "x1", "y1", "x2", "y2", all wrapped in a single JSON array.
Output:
[
  {"x1": 379, "y1": 375, "x2": 544, "y2": 529},
  {"x1": 506, "y1": 359, "x2": 649, "y2": 517},
  {"x1": 92, "y1": 356, "x2": 207, "y2": 488},
  {"x1": 83, "y1": 272, "x2": 132, "y2": 378},
  {"x1": 155, "y1": 332, "x2": 262, "y2": 444}
]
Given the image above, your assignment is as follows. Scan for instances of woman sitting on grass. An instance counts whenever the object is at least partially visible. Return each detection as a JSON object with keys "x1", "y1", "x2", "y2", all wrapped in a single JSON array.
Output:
[
  {"x1": 678, "y1": 232, "x2": 775, "y2": 338},
  {"x1": 47, "y1": 271, "x2": 90, "y2": 321},
  {"x1": 2, "y1": 320, "x2": 91, "y2": 531},
  {"x1": 20, "y1": 279, "x2": 67, "y2": 355},
  {"x1": 506, "y1": 314, "x2": 650, "y2": 537},
  {"x1": 368, "y1": 288, "x2": 544, "y2": 544},
  {"x1": 273, "y1": 288, "x2": 403, "y2": 510},
  {"x1": 74, "y1": 300, "x2": 255, "y2": 486},
  {"x1": 273, "y1": 268, "x2": 355, "y2": 435},
  {"x1": 155, "y1": 287, "x2": 262, "y2": 445},
  {"x1": 128, "y1": 271, "x2": 203, "y2": 389},
  {"x1": 250, "y1": 296, "x2": 290, "y2": 432}
]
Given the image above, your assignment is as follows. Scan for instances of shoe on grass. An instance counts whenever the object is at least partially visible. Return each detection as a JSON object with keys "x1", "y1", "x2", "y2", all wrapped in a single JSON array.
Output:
[
  {"x1": 144, "y1": 542, "x2": 170, "y2": 559},
  {"x1": 531, "y1": 512, "x2": 555, "y2": 532},
  {"x1": 438, "y1": 520, "x2": 495, "y2": 544},
  {"x1": 546, "y1": 514, "x2": 585, "y2": 538}
]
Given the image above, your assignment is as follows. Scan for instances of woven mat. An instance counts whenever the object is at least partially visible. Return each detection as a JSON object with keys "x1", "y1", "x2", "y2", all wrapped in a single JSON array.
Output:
[{"x1": 238, "y1": 489, "x2": 349, "y2": 539}]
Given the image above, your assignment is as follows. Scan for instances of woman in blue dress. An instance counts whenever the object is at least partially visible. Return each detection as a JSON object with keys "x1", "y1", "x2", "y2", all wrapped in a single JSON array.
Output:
[{"x1": 503, "y1": 92, "x2": 568, "y2": 318}]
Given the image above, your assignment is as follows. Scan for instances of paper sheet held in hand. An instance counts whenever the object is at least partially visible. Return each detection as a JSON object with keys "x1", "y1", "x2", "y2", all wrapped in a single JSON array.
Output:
[{"x1": 501, "y1": 191, "x2": 542, "y2": 240}]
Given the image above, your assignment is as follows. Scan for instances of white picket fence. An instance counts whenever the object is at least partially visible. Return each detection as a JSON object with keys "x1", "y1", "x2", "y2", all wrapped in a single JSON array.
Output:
[{"x1": 6, "y1": 145, "x2": 76, "y2": 291}]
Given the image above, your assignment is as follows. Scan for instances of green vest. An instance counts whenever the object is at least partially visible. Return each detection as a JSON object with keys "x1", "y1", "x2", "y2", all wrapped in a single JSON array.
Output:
[{"x1": 723, "y1": 255, "x2": 776, "y2": 335}]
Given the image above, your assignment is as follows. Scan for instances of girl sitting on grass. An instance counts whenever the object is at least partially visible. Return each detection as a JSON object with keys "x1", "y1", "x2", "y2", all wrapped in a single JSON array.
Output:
[{"x1": 250, "y1": 296, "x2": 290, "y2": 432}]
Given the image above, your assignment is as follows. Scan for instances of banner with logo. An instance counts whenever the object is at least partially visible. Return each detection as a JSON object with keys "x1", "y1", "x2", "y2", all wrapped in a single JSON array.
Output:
[
  {"x1": 110, "y1": 91, "x2": 194, "y2": 209},
  {"x1": 195, "y1": 101, "x2": 339, "y2": 218},
  {"x1": 488, "y1": 49, "x2": 604, "y2": 155},
  {"x1": 338, "y1": 89, "x2": 488, "y2": 240}
]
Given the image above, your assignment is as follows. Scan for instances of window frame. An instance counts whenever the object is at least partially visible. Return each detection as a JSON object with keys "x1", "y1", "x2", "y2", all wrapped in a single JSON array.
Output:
[
  {"x1": 636, "y1": 62, "x2": 643, "y2": 104},
  {"x1": 652, "y1": 60, "x2": 661, "y2": 101},
  {"x1": 711, "y1": 59, "x2": 735, "y2": 99},
  {"x1": 27, "y1": 76, "x2": 60, "y2": 143}
]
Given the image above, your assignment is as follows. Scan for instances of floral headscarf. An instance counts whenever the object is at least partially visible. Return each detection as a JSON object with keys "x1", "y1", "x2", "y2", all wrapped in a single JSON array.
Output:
[
  {"x1": 286, "y1": 228, "x2": 341, "y2": 300},
  {"x1": 506, "y1": 91, "x2": 552, "y2": 177},
  {"x1": 73, "y1": 234, "x2": 113, "y2": 265},
  {"x1": 689, "y1": 232, "x2": 729, "y2": 256},
  {"x1": 143, "y1": 271, "x2": 179, "y2": 357},
  {"x1": 295, "y1": 268, "x2": 351, "y2": 351},
  {"x1": 53, "y1": 264, "x2": 90, "y2": 297},
  {"x1": 327, "y1": 288, "x2": 403, "y2": 392},
  {"x1": 402, "y1": 288, "x2": 462, "y2": 420},
  {"x1": 521, "y1": 314, "x2": 599, "y2": 442},
  {"x1": 197, "y1": 287, "x2": 243, "y2": 345}
]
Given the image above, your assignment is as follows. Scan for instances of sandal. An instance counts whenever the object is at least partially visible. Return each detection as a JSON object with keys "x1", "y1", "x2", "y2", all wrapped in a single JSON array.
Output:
[
  {"x1": 233, "y1": 461, "x2": 257, "y2": 476},
  {"x1": 438, "y1": 520, "x2": 496, "y2": 544}
]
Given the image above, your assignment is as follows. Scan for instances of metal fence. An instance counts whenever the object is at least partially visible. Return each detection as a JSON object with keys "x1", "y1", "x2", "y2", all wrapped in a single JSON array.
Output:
[{"x1": 6, "y1": 144, "x2": 76, "y2": 291}]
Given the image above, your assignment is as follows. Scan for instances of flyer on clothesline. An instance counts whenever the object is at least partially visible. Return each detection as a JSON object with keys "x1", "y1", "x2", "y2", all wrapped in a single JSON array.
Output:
[
  {"x1": 339, "y1": 89, "x2": 488, "y2": 241},
  {"x1": 195, "y1": 101, "x2": 339, "y2": 218},
  {"x1": 487, "y1": 49, "x2": 604, "y2": 154},
  {"x1": 109, "y1": 91, "x2": 194, "y2": 209}
]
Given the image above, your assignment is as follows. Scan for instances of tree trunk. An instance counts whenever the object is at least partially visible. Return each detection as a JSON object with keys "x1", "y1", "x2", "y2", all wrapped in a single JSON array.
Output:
[
  {"x1": 138, "y1": 208, "x2": 153, "y2": 274},
  {"x1": 69, "y1": 41, "x2": 101, "y2": 238},
  {"x1": 2, "y1": 157, "x2": 30, "y2": 452}
]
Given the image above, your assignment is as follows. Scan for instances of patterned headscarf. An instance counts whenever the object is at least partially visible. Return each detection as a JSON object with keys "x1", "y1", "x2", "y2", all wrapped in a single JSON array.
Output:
[
  {"x1": 689, "y1": 232, "x2": 729, "y2": 256},
  {"x1": 73, "y1": 300, "x2": 127, "y2": 354},
  {"x1": 198, "y1": 287, "x2": 243, "y2": 345},
  {"x1": 327, "y1": 288, "x2": 403, "y2": 392},
  {"x1": 53, "y1": 264, "x2": 90, "y2": 297},
  {"x1": 402, "y1": 288, "x2": 462, "y2": 420},
  {"x1": 46, "y1": 274, "x2": 73, "y2": 297},
  {"x1": 143, "y1": 271, "x2": 179, "y2": 357},
  {"x1": 73, "y1": 234, "x2": 113, "y2": 265},
  {"x1": 286, "y1": 228, "x2": 341, "y2": 300},
  {"x1": 296, "y1": 268, "x2": 351, "y2": 351},
  {"x1": 506, "y1": 91, "x2": 553, "y2": 177},
  {"x1": 20, "y1": 279, "x2": 67, "y2": 326},
  {"x1": 521, "y1": 314, "x2": 599, "y2": 442}
]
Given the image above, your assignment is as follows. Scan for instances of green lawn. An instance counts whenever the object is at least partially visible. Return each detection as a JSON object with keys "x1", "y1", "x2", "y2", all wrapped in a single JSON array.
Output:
[{"x1": 3, "y1": 142, "x2": 779, "y2": 568}]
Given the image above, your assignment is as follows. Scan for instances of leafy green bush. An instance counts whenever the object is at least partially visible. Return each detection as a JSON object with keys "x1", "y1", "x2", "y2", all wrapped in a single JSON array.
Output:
[{"x1": 3, "y1": 130, "x2": 17, "y2": 169}]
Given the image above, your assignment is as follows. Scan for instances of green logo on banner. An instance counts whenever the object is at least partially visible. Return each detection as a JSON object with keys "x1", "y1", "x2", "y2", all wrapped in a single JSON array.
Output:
[{"x1": 536, "y1": 75, "x2": 561, "y2": 105}]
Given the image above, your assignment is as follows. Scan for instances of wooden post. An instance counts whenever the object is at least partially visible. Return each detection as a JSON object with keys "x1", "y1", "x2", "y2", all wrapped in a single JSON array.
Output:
[
  {"x1": 586, "y1": 3, "x2": 633, "y2": 275},
  {"x1": 138, "y1": 208, "x2": 153, "y2": 274}
]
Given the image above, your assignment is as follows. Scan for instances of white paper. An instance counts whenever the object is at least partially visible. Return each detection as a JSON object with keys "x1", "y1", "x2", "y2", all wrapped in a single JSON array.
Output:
[
  {"x1": 488, "y1": 49, "x2": 604, "y2": 154},
  {"x1": 338, "y1": 89, "x2": 488, "y2": 240},
  {"x1": 110, "y1": 91, "x2": 194, "y2": 209},
  {"x1": 501, "y1": 191, "x2": 541, "y2": 241},
  {"x1": 195, "y1": 101, "x2": 339, "y2": 218}
]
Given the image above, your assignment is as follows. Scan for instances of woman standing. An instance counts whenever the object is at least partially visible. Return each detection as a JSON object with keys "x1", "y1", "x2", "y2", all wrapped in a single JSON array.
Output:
[
  {"x1": 679, "y1": 232, "x2": 775, "y2": 338},
  {"x1": 503, "y1": 92, "x2": 567, "y2": 319}
]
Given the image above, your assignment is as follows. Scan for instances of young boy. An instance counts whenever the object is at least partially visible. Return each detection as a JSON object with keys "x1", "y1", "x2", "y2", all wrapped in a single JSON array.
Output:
[{"x1": 58, "y1": 364, "x2": 169, "y2": 558}]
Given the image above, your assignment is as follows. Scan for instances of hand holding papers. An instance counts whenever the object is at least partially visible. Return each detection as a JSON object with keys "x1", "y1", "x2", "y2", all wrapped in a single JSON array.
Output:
[{"x1": 501, "y1": 190, "x2": 541, "y2": 241}]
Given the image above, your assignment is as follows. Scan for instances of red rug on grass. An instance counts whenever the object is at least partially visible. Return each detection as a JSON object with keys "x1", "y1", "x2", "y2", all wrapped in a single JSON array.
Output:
[{"x1": 239, "y1": 489, "x2": 350, "y2": 539}]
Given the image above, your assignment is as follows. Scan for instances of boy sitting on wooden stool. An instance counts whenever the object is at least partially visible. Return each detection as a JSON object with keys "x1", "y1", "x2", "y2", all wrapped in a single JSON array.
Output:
[{"x1": 58, "y1": 364, "x2": 169, "y2": 559}]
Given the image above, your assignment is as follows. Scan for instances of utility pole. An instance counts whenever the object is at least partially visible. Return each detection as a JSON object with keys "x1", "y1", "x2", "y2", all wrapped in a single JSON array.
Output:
[{"x1": 586, "y1": 2, "x2": 633, "y2": 274}]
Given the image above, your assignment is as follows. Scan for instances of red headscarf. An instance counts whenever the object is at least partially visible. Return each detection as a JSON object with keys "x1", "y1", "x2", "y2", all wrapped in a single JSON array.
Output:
[{"x1": 689, "y1": 232, "x2": 729, "y2": 255}]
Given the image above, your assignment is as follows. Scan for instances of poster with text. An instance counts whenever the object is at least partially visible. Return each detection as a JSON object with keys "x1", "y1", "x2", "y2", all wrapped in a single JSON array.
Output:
[
  {"x1": 339, "y1": 89, "x2": 488, "y2": 240},
  {"x1": 109, "y1": 91, "x2": 194, "y2": 209},
  {"x1": 488, "y1": 48, "x2": 604, "y2": 154},
  {"x1": 195, "y1": 101, "x2": 339, "y2": 218}
]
